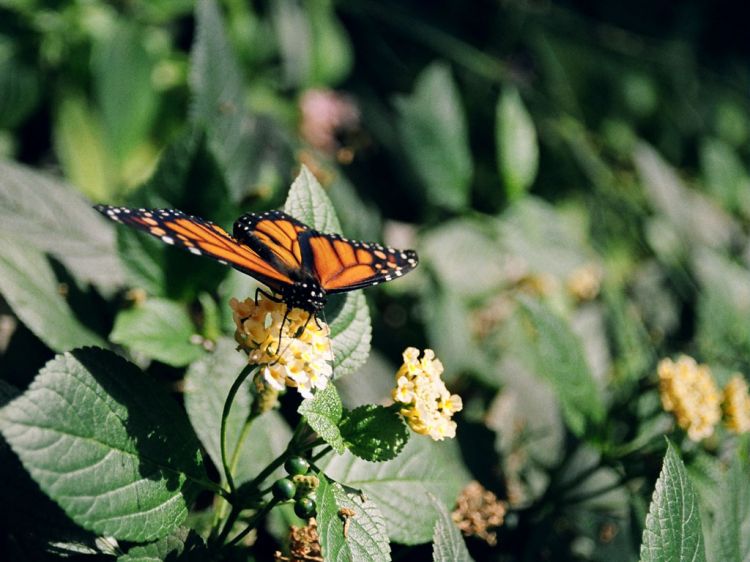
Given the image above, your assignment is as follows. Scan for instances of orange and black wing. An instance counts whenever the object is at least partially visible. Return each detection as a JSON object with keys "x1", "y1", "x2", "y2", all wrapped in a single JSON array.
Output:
[
  {"x1": 233, "y1": 210, "x2": 310, "y2": 274},
  {"x1": 95, "y1": 206, "x2": 296, "y2": 291},
  {"x1": 305, "y1": 232, "x2": 419, "y2": 293}
]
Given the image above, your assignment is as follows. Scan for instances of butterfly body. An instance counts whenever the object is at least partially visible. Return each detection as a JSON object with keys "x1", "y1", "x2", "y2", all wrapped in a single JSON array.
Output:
[{"x1": 95, "y1": 206, "x2": 418, "y2": 314}]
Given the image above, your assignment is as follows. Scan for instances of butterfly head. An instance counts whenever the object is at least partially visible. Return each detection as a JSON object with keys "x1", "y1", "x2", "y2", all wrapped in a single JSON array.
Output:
[{"x1": 282, "y1": 280, "x2": 327, "y2": 313}]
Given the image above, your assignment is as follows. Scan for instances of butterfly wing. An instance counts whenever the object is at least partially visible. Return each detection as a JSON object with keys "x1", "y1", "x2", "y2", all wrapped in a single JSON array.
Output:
[
  {"x1": 305, "y1": 232, "x2": 419, "y2": 294},
  {"x1": 233, "y1": 210, "x2": 310, "y2": 273},
  {"x1": 233, "y1": 210, "x2": 419, "y2": 293},
  {"x1": 95, "y1": 205, "x2": 296, "y2": 290}
]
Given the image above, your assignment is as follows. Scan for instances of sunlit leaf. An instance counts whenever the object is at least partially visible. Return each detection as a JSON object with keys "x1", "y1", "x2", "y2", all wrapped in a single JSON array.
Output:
[
  {"x1": 0, "y1": 348, "x2": 207, "y2": 542},
  {"x1": 496, "y1": 86, "x2": 538, "y2": 200}
]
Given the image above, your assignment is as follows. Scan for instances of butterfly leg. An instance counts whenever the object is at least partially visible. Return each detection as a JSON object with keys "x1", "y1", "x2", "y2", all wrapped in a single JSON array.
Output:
[
  {"x1": 255, "y1": 287, "x2": 283, "y2": 306},
  {"x1": 274, "y1": 306, "x2": 291, "y2": 356}
]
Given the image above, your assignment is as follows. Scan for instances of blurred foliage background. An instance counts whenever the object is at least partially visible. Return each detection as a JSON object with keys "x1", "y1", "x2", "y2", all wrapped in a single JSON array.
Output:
[{"x1": 2, "y1": 0, "x2": 750, "y2": 560}]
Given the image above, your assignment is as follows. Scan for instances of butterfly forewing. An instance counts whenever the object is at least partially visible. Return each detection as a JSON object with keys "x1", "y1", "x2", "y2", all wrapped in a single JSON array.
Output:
[
  {"x1": 233, "y1": 210, "x2": 309, "y2": 271},
  {"x1": 94, "y1": 205, "x2": 295, "y2": 289}
]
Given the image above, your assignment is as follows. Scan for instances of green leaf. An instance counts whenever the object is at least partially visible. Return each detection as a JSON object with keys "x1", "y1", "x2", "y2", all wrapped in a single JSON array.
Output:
[
  {"x1": 395, "y1": 62, "x2": 473, "y2": 210},
  {"x1": 710, "y1": 445, "x2": 750, "y2": 562},
  {"x1": 0, "y1": 348, "x2": 207, "y2": 542},
  {"x1": 699, "y1": 137, "x2": 749, "y2": 213},
  {"x1": 299, "y1": 383, "x2": 345, "y2": 454},
  {"x1": 0, "y1": 381, "x2": 101, "y2": 556},
  {"x1": 118, "y1": 527, "x2": 207, "y2": 562},
  {"x1": 496, "y1": 86, "x2": 539, "y2": 201},
  {"x1": 53, "y1": 94, "x2": 114, "y2": 202},
  {"x1": 516, "y1": 298, "x2": 604, "y2": 435},
  {"x1": 322, "y1": 437, "x2": 470, "y2": 544},
  {"x1": 0, "y1": 57, "x2": 40, "y2": 129},
  {"x1": 93, "y1": 22, "x2": 157, "y2": 163},
  {"x1": 694, "y1": 250, "x2": 750, "y2": 372},
  {"x1": 640, "y1": 441, "x2": 706, "y2": 562},
  {"x1": 0, "y1": 239, "x2": 105, "y2": 352},
  {"x1": 307, "y1": 0, "x2": 353, "y2": 86},
  {"x1": 421, "y1": 218, "x2": 507, "y2": 299},
  {"x1": 284, "y1": 166, "x2": 372, "y2": 378},
  {"x1": 339, "y1": 405, "x2": 409, "y2": 462},
  {"x1": 634, "y1": 143, "x2": 738, "y2": 252},
  {"x1": 190, "y1": 0, "x2": 261, "y2": 201},
  {"x1": 184, "y1": 338, "x2": 292, "y2": 485},
  {"x1": 0, "y1": 159, "x2": 124, "y2": 291},
  {"x1": 316, "y1": 473, "x2": 391, "y2": 562},
  {"x1": 184, "y1": 338, "x2": 250, "y2": 475},
  {"x1": 284, "y1": 165, "x2": 344, "y2": 233},
  {"x1": 430, "y1": 493, "x2": 473, "y2": 562},
  {"x1": 110, "y1": 298, "x2": 206, "y2": 367}
]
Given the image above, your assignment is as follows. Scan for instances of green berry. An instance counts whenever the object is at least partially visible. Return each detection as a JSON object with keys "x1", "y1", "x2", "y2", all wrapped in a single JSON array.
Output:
[
  {"x1": 294, "y1": 497, "x2": 316, "y2": 518},
  {"x1": 285, "y1": 456, "x2": 310, "y2": 476},
  {"x1": 272, "y1": 478, "x2": 297, "y2": 500}
]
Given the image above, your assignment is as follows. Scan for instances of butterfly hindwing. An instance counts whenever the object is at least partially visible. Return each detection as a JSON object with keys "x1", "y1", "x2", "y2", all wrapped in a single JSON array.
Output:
[
  {"x1": 95, "y1": 205, "x2": 295, "y2": 289},
  {"x1": 305, "y1": 232, "x2": 419, "y2": 293}
]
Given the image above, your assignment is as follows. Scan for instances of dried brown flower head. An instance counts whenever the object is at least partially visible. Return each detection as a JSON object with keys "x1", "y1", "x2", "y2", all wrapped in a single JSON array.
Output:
[{"x1": 452, "y1": 481, "x2": 507, "y2": 546}]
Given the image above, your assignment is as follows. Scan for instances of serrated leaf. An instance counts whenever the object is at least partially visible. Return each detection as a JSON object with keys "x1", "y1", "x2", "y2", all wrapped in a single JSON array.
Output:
[
  {"x1": 93, "y1": 22, "x2": 157, "y2": 163},
  {"x1": 299, "y1": 384, "x2": 345, "y2": 454},
  {"x1": 322, "y1": 437, "x2": 470, "y2": 544},
  {"x1": 0, "y1": 239, "x2": 105, "y2": 352},
  {"x1": 0, "y1": 159, "x2": 124, "y2": 291},
  {"x1": 184, "y1": 339, "x2": 291, "y2": 485},
  {"x1": 430, "y1": 493, "x2": 473, "y2": 562},
  {"x1": 110, "y1": 298, "x2": 206, "y2": 367},
  {"x1": 516, "y1": 298, "x2": 604, "y2": 435},
  {"x1": 710, "y1": 446, "x2": 750, "y2": 562},
  {"x1": 0, "y1": 382, "x2": 101, "y2": 556},
  {"x1": 339, "y1": 405, "x2": 409, "y2": 462},
  {"x1": 118, "y1": 527, "x2": 207, "y2": 562},
  {"x1": 316, "y1": 473, "x2": 390, "y2": 562},
  {"x1": 53, "y1": 94, "x2": 114, "y2": 202},
  {"x1": 190, "y1": 0, "x2": 260, "y2": 201},
  {"x1": 395, "y1": 62, "x2": 473, "y2": 210},
  {"x1": 283, "y1": 166, "x2": 372, "y2": 378},
  {"x1": 0, "y1": 348, "x2": 208, "y2": 542},
  {"x1": 284, "y1": 165, "x2": 344, "y2": 233},
  {"x1": 496, "y1": 87, "x2": 538, "y2": 200},
  {"x1": 640, "y1": 442, "x2": 706, "y2": 562}
]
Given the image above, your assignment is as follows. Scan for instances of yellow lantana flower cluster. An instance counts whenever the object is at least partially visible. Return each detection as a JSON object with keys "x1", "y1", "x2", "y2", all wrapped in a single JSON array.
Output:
[
  {"x1": 392, "y1": 347, "x2": 462, "y2": 441},
  {"x1": 230, "y1": 295, "x2": 333, "y2": 399},
  {"x1": 658, "y1": 356, "x2": 722, "y2": 441},
  {"x1": 723, "y1": 374, "x2": 750, "y2": 434}
]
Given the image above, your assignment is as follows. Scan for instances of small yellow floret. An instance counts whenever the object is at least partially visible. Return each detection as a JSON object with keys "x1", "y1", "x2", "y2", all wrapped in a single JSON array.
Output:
[
  {"x1": 723, "y1": 374, "x2": 750, "y2": 434},
  {"x1": 230, "y1": 295, "x2": 333, "y2": 399},
  {"x1": 658, "y1": 355, "x2": 721, "y2": 441},
  {"x1": 392, "y1": 347, "x2": 462, "y2": 441}
]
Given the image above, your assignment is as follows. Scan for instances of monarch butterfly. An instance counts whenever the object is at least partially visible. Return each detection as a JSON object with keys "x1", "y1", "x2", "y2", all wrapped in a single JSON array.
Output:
[{"x1": 95, "y1": 206, "x2": 419, "y2": 316}]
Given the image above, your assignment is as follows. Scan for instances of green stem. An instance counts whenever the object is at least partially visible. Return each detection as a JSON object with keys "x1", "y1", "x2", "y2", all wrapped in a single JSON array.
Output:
[
  {"x1": 220, "y1": 364, "x2": 259, "y2": 495},
  {"x1": 226, "y1": 499, "x2": 281, "y2": 548}
]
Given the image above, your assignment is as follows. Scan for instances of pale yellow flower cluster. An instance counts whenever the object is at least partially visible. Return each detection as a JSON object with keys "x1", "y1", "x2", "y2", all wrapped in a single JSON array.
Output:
[
  {"x1": 230, "y1": 296, "x2": 333, "y2": 399},
  {"x1": 392, "y1": 347, "x2": 462, "y2": 440},
  {"x1": 658, "y1": 356, "x2": 722, "y2": 441},
  {"x1": 723, "y1": 374, "x2": 750, "y2": 434}
]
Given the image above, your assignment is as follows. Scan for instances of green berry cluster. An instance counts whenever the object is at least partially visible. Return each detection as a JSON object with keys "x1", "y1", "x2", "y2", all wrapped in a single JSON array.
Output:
[{"x1": 271, "y1": 456, "x2": 317, "y2": 518}]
